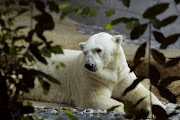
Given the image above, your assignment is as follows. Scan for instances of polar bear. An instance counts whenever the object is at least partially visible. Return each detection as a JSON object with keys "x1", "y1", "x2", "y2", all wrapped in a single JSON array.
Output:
[{"x1": 24, "y1": 32, "x2": 164, "y2": 113}]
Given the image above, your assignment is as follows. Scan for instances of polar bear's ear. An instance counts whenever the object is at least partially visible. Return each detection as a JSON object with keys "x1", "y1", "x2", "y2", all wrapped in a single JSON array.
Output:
[
  {"x1": 79, "y1": 42, "x2": 86, "y2": 50},
  {"x1": 113, "y1": 35, "x2": 123, "y2": 44}
]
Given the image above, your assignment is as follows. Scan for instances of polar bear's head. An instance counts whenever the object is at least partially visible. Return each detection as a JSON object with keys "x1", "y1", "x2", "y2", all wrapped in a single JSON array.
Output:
[{"x1": 79, "y1": 32, "x2": 122, "y2": 72}]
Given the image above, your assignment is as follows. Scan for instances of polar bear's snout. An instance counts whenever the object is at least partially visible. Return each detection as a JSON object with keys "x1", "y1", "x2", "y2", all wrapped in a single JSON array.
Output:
[{"x1": 85, "y1": 62, "x2": 98, "y2": 72}]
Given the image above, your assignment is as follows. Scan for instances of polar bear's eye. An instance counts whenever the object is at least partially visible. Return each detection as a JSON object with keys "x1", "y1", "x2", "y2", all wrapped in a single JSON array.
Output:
[{"x1": 96, "y1": 48, "x2": 102, "y2": 53}]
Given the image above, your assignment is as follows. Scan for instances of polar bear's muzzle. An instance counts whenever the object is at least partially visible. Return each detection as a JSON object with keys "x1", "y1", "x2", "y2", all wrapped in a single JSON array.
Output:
[{"x1": 85, "y1": 62, "x2": 98, "y2": 72}]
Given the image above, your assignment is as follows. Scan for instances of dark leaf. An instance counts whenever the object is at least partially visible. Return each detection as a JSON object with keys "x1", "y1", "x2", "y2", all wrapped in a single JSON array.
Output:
[
  {"x1": 30, "y1": 44, "x2": 47, "y2": 65},
  {"x1": 130, "y1": 60, "x2": 143, "y2": 72},
  {"x1": 38, "y1": 78, "x2": 50, "y2": 95},
  {"x1": 133, "y1": 42, "x2": 146, "y2": 64},
  {"x1": 90, "y1": 8, "x2": 98, "y2": 17},
  {"x1": 151, "y1": 18, "x2": 161, "y2": 29},
  {"x1": 151, "y1": 49, "x2": 166, "y2": 65},
  {"x1": 165, "y1": 56, "x2": 180, "y2": 67},
  {"x1": 36, "y1": 32, "x2": 47, "y2": 43},
  {"x1": 175, "y1": 106, "x2": 180, "y2": 110},
  {"x1": 161, "y1": 34, "x2": 180, "y2": 49},
  {"x1": 16, "y1": 8, "x2": 28, "y2": 17},
  {"x1": 122, "y1": 0, "x2": 130, "y2": 7},
  {"x1": 105, "y1": 9, "x2": 115, "y2": 17},
  {"x1": 35, "y1": 0, "x2": 45, "y2": 12},
  {"x1": 25, "y1": 30, "x2": 34, "y2": 42},
  {"x1": 60, "y1": 8, "x2": 75, "y2": 20},
  {"x1": 96, "y1": 0, "x2": 102, "y2": 5},
  {"x1": 153, "y1": 31, "x2": 166, "y2": 44},
  {"x1": 124, "y1": 101, "x2": 149, "y2": 119},
  {"x1": 149, "y1": 65, "x2": 160, "y2": 86},
  {"x1": 107, "y1": 105, "x2": 120, "y2": 113},
  {"x1": 157, "y1": 86, "x2": 177, "y2": 103},
  {"x1": 132, "y1": 97, "x2": 145, "y2": 109},
  {"x1": 14, "y1": 26, "x2": 27, "y2": 31},
  {"x1": 81, "y1": 7, "x2": 90, "y2": 18},
  {"x1": 143, "y1": 3, "x2": 169, "y2": 18},
  {"x1": 159, "y1": 76, "x2": 180, "y2": 87},
  {"x1": 22, "y1": 106, "x2": 34, "y2": 114},
  {"x1": 19, "y1": 0, "x2": 30, "y2": 6},
  {"x1": 34, "y1": 12, "x2": 54, "y2": 31},
  {"x1": 152, "y1": 105, "x2": 168, "y2": 120},
  {"x1": 47, "y1": 1, "x2": 59, "y2": 13},
  {"x1": 161, "y1": 15, "x2": 178, "y2": 27},
  {"x1": 130, "y1": 24, "x2": 147, "y2": 40},
  {"x1": 168, "y1": 111, "x2": 178, "y2": 118},
  {"x1": 0, "y1": 18, "x2": 5, "y2": 28},
  {"x1": 106, "y1": 17, "x2": 138, "y2": 30},
  {"x1": 174, "y1": 0, "x2": 180, "y2": 4},
  {"x1": 122, "y1": 76, "x2": 146, "y2": 96},
  {"x1": 34, "y1": 70, "x2": 60, "y2": 84},
  {"x1": 13, "y1": 35, "x2": 26, "y2": 41}
]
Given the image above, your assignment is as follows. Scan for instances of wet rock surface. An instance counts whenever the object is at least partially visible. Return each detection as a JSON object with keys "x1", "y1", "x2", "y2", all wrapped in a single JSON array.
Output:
[{"x1": 25, "y1": 102, "x2": 180, "y2": 120}]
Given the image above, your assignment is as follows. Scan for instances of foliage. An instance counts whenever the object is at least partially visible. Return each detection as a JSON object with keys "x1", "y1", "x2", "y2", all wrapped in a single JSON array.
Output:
[
  {"x1": 104, "y1": 0, "x2": 180, "y2": 119},
  {"x1": 0, "y1": 0, "x2": 63, "y2": 119}
]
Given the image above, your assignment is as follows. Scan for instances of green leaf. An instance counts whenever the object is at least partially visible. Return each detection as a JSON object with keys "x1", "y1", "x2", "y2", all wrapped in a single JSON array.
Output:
[
  {"x1": 106, "y1": 17, "x2": 138, "y2": 30},
  {"x1": 133, "y1": 42, "x2": 146, "y2": 64},
  {"x1": 90, "y1": 8, "x2": 98, "y2": 17},
  {"x1": 122, "y1": 76, "x2": 146, "y2": 96},
  {"x1": 96, "y1": 0, "x2": 102, "y2": 5},
  {"x1": 125, "y1": 21, "x2": 139, "y2": 30},
  {"x1": 74, "y1": 6, "x2": 82, "y2": 16},
  {"x1": 143, "y1": 3, "x2": 169, "y2": 18},
  {"x1": 81, "y1": 7, "x2": 90, "y2": 18},
  {"x1": 59, "y1": 3, "x2": 71, "y2": 9},
  {"x1": 153, "y1": 31, "x2": 166, "y2": 44},
  {"x1": 41, "y1": 47, "x2": 51, "y2": 58},
  {"x1": 161, "y1": 15, "x2": 178, "y2": 27},
  {"x1": 149, "y1": 65, "x2": 160, "y2": 86},
  {"x1": 7, "y1": 19, "x2": 14, "y2": 26},
  {"x1": 60, "y1": 8, "x2": 75, "y2": 20},
  {"x1": 130, "y1": 24, "x2": 147, "y2": 40},
  {"x1": 66, "y1": 109, "x2": 73, "y2": 115},
  {"x1": 161, "y1": 34, "x2": 180, "y2": 49},
  {"x1": 151, "y1": 49, "x2": 166, "y2": 65},
  {"x1": 151, "y1": 18, "x2": 161, "y2": 29},
  {"x1": 159, "y1": 76, "x2": 180, "y2": 87},
  {"x1": 50, "y1": 45, "x2": 63, "y2": 54},
  {"x1": 105, "y1": 9, "x2": 115, "y2": 17},
  {"x1": 60, "y1": 62, "x2": 66, "y2": 68},
  {"x1": 107, "y1": 105, "x2": 120, "y2": 113},
  {"x1": 122, "y1": 0, "x2": 130, "y2": 7},
  {"x1": 66, "y1": 109, "x2": 78, "y2": 120}
]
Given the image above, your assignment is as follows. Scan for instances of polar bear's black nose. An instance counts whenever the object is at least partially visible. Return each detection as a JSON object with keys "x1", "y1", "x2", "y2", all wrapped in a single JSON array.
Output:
[{"x1": 85, "y1": 63, "x2": 97, "y2": 72}]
